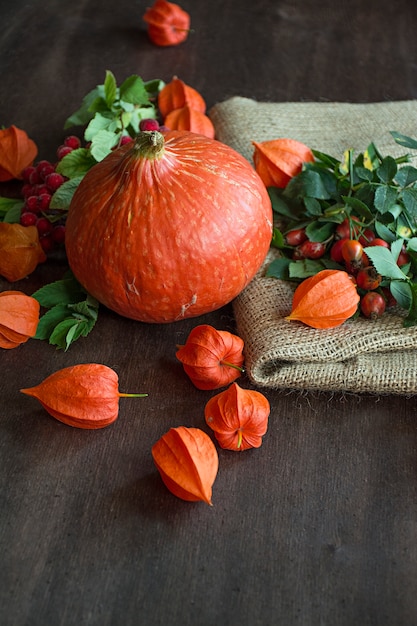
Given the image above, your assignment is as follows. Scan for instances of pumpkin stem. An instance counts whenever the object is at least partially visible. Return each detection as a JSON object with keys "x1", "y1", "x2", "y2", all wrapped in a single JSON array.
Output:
[
  {"x1": 221, "y1": 360, "x2": 244, "y2": 373},
  {"x1": 133, "y1": 131, "x2": 165, "y2": 159}
]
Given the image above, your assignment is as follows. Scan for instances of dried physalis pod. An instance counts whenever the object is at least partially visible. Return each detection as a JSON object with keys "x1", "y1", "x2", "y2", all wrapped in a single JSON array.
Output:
[
  {"x1": 252, "y1": 137, "x2": 314, "y2": 188},
  {"x1": 285, "y1": 269, "x2": 360, "y2": 329},
  {"x1": 157, "y1": 77, "x2": 206, "y2": 118},
  {"x1": 0, "y1": 125, "x2": 38, "y2": 182},
  {"x1": 21, "y1": 363, "x2": 147, "y2": 429},
  {"x1": 143, "y1": 0, "x2": 190, "y2": 47},
  {"x1": 0, "y1": 223, "x2": 47, "y2": 282},
  {"x1": 176, "y1": 324, "x2": 244, "y2": 390},
  {"x1": 205, "y1": 383, "x2": 270, "y2": 451},
  {"x1": 0, "y1": 290, "x2": 40, "y2": 349},
  {"x1": 164, "y1": 106, "x2": 215, "y2": 139},
  {"x1": 152, "y1": 426, "x2": 219, "y2": 505}
]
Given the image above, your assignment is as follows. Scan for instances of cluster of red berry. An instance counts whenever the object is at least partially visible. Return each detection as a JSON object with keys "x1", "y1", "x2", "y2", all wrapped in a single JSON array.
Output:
[
  {"x1": 19, "y1": 135, "x2": 83, "y2": 253},
  {"x1": 285, "y1": 216, "x2": 408, "y2": 319}
]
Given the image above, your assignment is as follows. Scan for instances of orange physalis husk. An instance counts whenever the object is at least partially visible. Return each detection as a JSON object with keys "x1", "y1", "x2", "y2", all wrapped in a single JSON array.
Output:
[
  {"x1": 176, "y1": 324, "x2": 244, "y2": 390},
  {"x1": 285, "y1": 269, "x2": 360, "y2": 329},
  {"x1": 20, "y1": 363, "x2": 148, "y2": 429},
  {"x1": 143, "y1": 0, "x2": 190, "y2": 47},
  {"x1": 164, "y1": 107, "x2": 215, "y2": 139},
  {"x1": 152, "y1": 426, "x2": 218, "y2": 505},
  {"x1": 0, "y1": 290, "x2": 40, "y2": 349},
  {"x1": 252, "y1": 138, "x2": 315, "y2": 188},
  {"x1": 0, "y1": 223, "x2": 47, "y2": 282},
  {"x1": 158, "y1": 77, "x2": 206, "y2": 118},
  {"x1": 0, "y1": 125, "x2": 38, "y2": 182},
  {"x1": 205, "y1": 383, "x2": 270, "y2": 451}
]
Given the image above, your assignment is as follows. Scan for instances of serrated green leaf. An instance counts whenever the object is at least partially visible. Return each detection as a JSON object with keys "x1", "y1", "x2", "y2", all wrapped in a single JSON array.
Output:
[
  {"x1": 374, "y1": 220, "x2": 397, "y2": 242},
  {"x1": 406, "y1": 237, "x2": 417, "y2": 252},
  {"x1": 354, "y1": 166, "x2": 374, "y2": 182},
  {"x1": 119, "y1": 75, "x2": 149, "y2": 105},
  {"x1": 288, "y1": 258, "x2": 340, "y2": 279},
  {"x1": 271, "y1": 227, "x2": 285, "y2": 248},
  {"x1": 305, "y1": 221, "x2": 334, "y2": 242},
  {"x1": 49, "y1": 176, "x2": 84, "y2": 210},
  {"x1": 390, "y1": 131, "x2": 417, "y2": 150},
  {"x1": 84, "y1": 112, "x2": 116, "y2": 142},
  {"x1": 285, "y1": 170, "x2": 331, "y2": 201},
  {"x1": 68, "y1": 298, "x2": 99, "y2": 321},
  {"x1": 342, "y1": 195, "x2": 373, "y2": 220},
  {"x1": 55, "y1": 148, "x2": 97, "y2": 179},
  {"x1": 49, "y1": 318, "x2": 84, "y2": 350},
  {"x1": 364, "y1": 245, "x2": 408, "y2": 280},
  {"x1": 265, "y1": 257, "x2": 291, "y2": 279},
  {"x1": 104, "y1": 70, "x2": 117, "y2": 108},
  {"x1": 377, "y1": 156, "x2": 397, "y2": 183},
  {"x1": 390, "y1": 280, "x2": 412, "y2": 310},
  {"x1": 394, "y1": 165, "x2": 417, "y2": 188},
  {"x1": 303, "y1": 197, "x2": 322, "y2": 216},
  {"x1": 374, "y1": 184, "x2": 398, "y2": 213},
  {"x1": 1, "y1": 199, "x2": 24, "y2": 223},
  {"x1": 34, "y1": 305, "x2": 71, "y2": 340},
  {"x1": 64, "y1": 86, "x2": 102, "y2": 129},
  {"x1": 90, "y1": 129, "x2": 118, "y2": 161},
  {"x1": 402, "y1": 188, "x2": 417, "y2": 218},
  {"x1": 267, "y1": 188, "x2": 297, "y2": 218},
  {"x1": 390, "y1": 238, "x2": 404, "y2": 262},
  {"x1": 32, "y1": 277, "x2": 86, "y2": 307}
]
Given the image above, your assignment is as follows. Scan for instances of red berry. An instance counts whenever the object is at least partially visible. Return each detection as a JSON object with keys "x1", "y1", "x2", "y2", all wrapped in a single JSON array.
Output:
[
  {"x1": 56, "y1": 144, "x2": 73, "y2": 160},
  {"x1": 360, "y1": 291, "x2": 386, "y2": 319},
  {"x1": 367, "y1": 238, "x2": 390, "y2": 249},
  {"x1": 36, "y1": 217, "x2": 54, "y2": 236},
  {"x1": 330, "y1": 238, "x2": 346, "y2": 263},
  {"x1": 356, "y1": 266, "x2": 382, "y2": 291},
  {"x1": 25, "y1": 195, "x2": 40, "y2": 213},
  {"x1": 52, "y1": 224, "x2": 66, "y2": 244},
  {"x1": 38, "y1": 193, "x2": 52, "y2": 210},
  {"x1": 39, "y1": 235, "x2": 55, "y2": 253},
  {"x1": 20, "y1": 211, "x2": 38, "y2": 227},
  {"x1": 397, "y1": 249, "x2": 410, "y2": 267},
  {"x1": 45, "y1": 172, "x2": 65, "y2": 192},
  {"x1": 119, "y1": 135, "x2": 133, "y2": 145},
  {"x1": 139, "y1": 118, "x2": 160, "y2": 131},
  {"x1": 29, "y1": 169, "x2": 41, "y2": 185},
  {"x1": 285, "y1": 228, "x2": 308, "y2": 247},
  {"x1": 21, "y1": 166, "x2": 36, "y2": 183},
  {"x1": 342, "y1": 239, "x2": 363, "y2": 265},
  {"x1": 64, "y1": 135, "x2": 81, "y2": 149},
  {"x1": 359, "y1": 228, "x2": 375, "y2": 246},
  {"x1": 37, "y1": 162, "x2": 55, "y2": 181},
  {"x1": 335, "y1": 216, "x2": 361, "y2": 240},
  {"x1": 295, "y1": 240, "x2": 326, "y2": 259}
]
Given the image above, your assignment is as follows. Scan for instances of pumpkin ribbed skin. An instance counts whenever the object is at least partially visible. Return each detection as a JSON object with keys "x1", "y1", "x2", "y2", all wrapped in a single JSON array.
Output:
[{"x1": 65, "y1": 130, "x2": 272, "y2": 323}]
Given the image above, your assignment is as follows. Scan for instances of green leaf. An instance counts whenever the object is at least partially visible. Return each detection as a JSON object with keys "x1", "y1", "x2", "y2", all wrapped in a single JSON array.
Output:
[
  {"x1": 89, "y1": 129, "x2": 118, "y2": 161},
  {"x1": 34, "y1": 305, "x2": 71, "y2": 340},
  {"x1": 267, "y1": 188, "x2": 298, "y2": 218},
  {"x1": 342, "y1": 195, "x2": 373, "y2": 221},
  {"x1": 305, "y1": 221, "x2": 334, "y2": 242},
  {"x1": 390, "y1": 131, "x2": 417, "y2": 150},
  {"x1": 271, "y1": 227, "x2": 285, "y2": 248},
  {"x1": 265, "y1": 257, "x2": 291, "y2": 279},
  {"x1": 32, "y1": 276, "x2": 86, "y2": 307},
  {"x1": 119, "y1": 75, "x2": 149, "y2": 105},
  {"x1": 288, "y1": 258, "x2": 341, "y2": 279},
  {"x1": 394, "y1": 165, "x2": 417, "y2": 188},
  {"x1": 374, "y1": 220, "x2": 397, "y2": 242},
  {"x1": 390, "y1": 238, "x2": 404, "y2": 262},
  {"x1": 406, "y1": 237, "x2": 417, "y2": 252},
  {"x1": 84, "y1": 112, "x2": 118, "y2": 141},
  {"x1": 390, "y1": 280, "x2": 412, "y2": 310},
  {"x1": 49, "y1": 176, "x2": 84, "y2": 210},
  {"x1": 376, "y1": 156, "x2": 397, "y2": 183},
  {"x1": 55, "y1": 148, "x2": 97, "y2": 179},
  {"x1": 49, "y1": 317, "x2": 94, "y2": 351},
  {"x1": 104, "y1": 70, "x2": 117, "y2": 108},
  {"x1": 303, "y1": 197, "x2": 322, "y2": 216},
  {"x1": 64, "y1": 86, "x2": 102, "y2": 129},
  {"x1": 403, "y1": 282, "x2": 417, "y2": 327},
  {"x1": 0, "y1": 198, "x2": 24, "y2": 223},
  {"x1": 402, "y1": 188, "x2": 417, "y2": 218},
  {"x1": 364, "y1": 245, "x2": 408, "y2": 280},
  {"x1": 285, "y1": 170, "x2": 331, "y2": 201},
  {"x1": 311, "y1": 149, "x2": 340, "y2": 169},
  {"x1": 374, "y1": 184, "x2": 398, "y2": 213}
]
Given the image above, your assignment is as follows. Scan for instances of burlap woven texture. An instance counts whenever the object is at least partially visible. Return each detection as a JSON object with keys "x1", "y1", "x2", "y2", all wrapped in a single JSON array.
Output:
[{"x1": 209, "y1": 97, "x2": 417, "y2": 394}]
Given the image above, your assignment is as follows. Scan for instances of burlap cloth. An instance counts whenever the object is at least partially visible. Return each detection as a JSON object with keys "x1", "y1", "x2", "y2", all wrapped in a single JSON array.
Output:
[{"x1": 209, "y1": 97, "x2": 417, "y2": 394}]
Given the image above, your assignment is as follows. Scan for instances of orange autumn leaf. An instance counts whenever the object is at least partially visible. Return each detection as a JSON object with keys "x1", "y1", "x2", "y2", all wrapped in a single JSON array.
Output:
[
  {"x1": 205, "y1": 383, "x2": 270, "y2": 451},
  {"x1": 143, "y1": 0, "x2": 190, "y2": 47},
  {"x1": 176, "y1": 324, "x2": 244, "y2": 390},
  {"x1": 252, "y1": 138, "x2": 314, "y2": 188},
  {"x1": 158, "y1": 77, "x2": 206, "y2": 118},
  {"x1": 0, "y1": 125, "x2": 38, "y2": 182},
  {"x1": 286, "y1": 269, "x2": 360, "y2": 329},
  {"x1": 21, "y1": 363, "x2": 147, "y2": 429},
  {"x1": 0, "y1": 290, "x2": 40, "y2": 349},
  {"x1": 164, "y1": 106, "x2": 215, "y2": 139},
  {"x1": 0, "y1": 223, "x2": 47, "y2": 282},
  {"x1": 152, "y1": 426, "x2": 218, "y2": 505}
]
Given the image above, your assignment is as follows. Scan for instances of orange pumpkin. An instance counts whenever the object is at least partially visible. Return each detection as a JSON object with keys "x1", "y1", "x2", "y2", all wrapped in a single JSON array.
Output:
[{"x1": 65, "y1": 130, "x2": 273, "y2": 323}]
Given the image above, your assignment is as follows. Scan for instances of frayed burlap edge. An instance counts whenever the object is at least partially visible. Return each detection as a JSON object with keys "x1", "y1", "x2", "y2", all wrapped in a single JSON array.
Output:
[{"x1": 209, "y1": 97, "x2": 417, "y2": 394}]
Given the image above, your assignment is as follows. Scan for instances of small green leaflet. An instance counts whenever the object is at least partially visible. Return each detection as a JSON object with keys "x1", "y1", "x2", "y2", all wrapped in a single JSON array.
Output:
[
  {"x1": 390, "y1": 131, "x2": 417, "y2": 150},
  {"x1": 0, "y1": 197, "x2": 24, "y2": 223},
  {"x1": 363, "y1": 245, "x2": 408, "y2": 281},
  {"x1": 32, "y1": 274, "x2": 99, "y2": 350}
]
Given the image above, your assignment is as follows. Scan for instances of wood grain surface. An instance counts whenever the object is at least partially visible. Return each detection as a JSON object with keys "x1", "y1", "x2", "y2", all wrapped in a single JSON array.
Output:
[{"x1": 1, "y1": 1, "x2": 417, "y2": 625}]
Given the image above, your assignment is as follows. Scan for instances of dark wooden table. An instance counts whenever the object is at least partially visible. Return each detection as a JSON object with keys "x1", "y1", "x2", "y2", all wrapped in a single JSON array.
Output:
[{"x1": 1, "y1": 1, "x2": 417, "y2": 625}]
